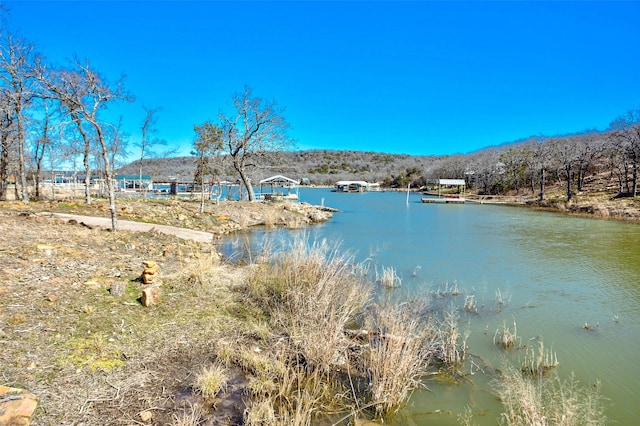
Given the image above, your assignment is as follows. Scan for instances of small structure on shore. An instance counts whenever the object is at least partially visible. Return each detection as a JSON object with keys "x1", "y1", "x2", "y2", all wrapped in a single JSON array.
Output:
[
  {"x1": 332, "y1": 180, "x2": 370, "y2": 193},
  {"x1": 421, "y1": 178, "x2": 466, "y2": 204},
  {"x1": 258, "y1": 175, "x2": 300, "y2": 201}
]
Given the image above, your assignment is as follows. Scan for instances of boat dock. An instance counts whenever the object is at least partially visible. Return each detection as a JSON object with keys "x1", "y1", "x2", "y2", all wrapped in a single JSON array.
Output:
[{"x1": 421, "y1": 196, "x2": 465, "y2": 204}]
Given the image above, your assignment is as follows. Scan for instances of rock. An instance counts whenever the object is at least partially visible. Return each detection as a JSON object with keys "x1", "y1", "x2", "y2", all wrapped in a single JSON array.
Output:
[
  {"x1": 141, "y1": 286, "x2": 160, "y2": 307},
  {"x1": 109, "y1": 281, "x2": 126, "y2": 297},
  {"x1": 0, "y1": 385, "x2": 38, "y2": 426},
  {"x1": 141, "y1": 260, "x2": 160, "y2": 285},
  {"x1": 139, "y1": 410, "x2": 153, "y2": 422},
  {"x1": 36, "y1": 244, "x2": 56, "y2": 256}
]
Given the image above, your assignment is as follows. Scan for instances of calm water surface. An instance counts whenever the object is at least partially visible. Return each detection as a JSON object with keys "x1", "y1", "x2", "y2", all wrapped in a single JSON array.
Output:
[{"x1": 220, "y1": 188, "x2": 640, "y2": 425}]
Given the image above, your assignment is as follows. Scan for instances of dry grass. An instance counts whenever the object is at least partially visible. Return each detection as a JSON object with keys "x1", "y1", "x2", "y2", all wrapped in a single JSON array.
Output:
[
  {"x1": 433, "y1": 308, "x2": 467, "y2": 368},
  {"x1": 431, "y1": 280, "x2": 461, "y2": 298},
  {"x1": 495, "y1": 365, "x2": 606, "y2": 426},
  {"x1": 463, "y1": 294, "x2": 478, "y2": 314},
  {"x1": 521, "y1": 341, "x2": 559, "y2": 378},
  {"x1": 240, "y1": 237, "x2": 449, "y2": 423},
  {"x1": 247, "y1": 236, "x2": 371, "y2": 371},
  {"x1": 376, "y1": 265, "x2": 402, "y2": 288},
  {"x1": 194, "y1": 362, "x2": 228, "y2": 400},
  {"x1": 494, "y1": 320, "x2": 521, "y2": 350},
  {"x1": 363, "y1": 300, "x2": 435, "y2": 418}
]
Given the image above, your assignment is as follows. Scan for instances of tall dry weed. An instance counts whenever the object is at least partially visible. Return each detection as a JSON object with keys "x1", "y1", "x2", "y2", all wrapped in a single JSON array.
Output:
[
  {"x1": 363, "y1": 300, "x2": 435, "y2": 418},
  {"x1": 495, "y1": 365, "x2": 606, "y2": 426},
  {"x1": 248, "y1": 236, "x2": 371, "y2": 371}
]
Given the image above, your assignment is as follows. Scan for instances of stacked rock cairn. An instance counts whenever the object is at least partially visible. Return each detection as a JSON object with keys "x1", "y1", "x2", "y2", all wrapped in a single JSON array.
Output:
[{"x1": 141, "y1": 260, "x2": 161, "y2": 307}]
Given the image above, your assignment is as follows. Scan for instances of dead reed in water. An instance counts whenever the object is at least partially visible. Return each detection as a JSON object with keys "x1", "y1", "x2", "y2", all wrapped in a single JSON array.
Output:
[
  {"x1": 495, "y1": 365, "x2": 606, "y2": 426},
  {"x1": 494, "y1": 320, "x2": 520, "y2": 350},
  {"x1": 521, "y1": 341, "x2": 558, "y2": 378},
  {"x1": 376, "y1": 265, "x2": 402, "y2": 288},
  {"x1": 363, "y1": 300, "x2": 435, "y2": 418}
]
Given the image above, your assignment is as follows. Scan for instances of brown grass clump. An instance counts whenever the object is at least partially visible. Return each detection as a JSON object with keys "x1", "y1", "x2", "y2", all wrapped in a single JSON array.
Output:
[
  {"x1": 247, "y1": 236, "x2": 371, "y2": 371},
  {"x1": 363, "y1": 300, "x2": 435, "y2": 418},
  {"x1": 376, "y1": 265, "x2": 402, "y2": 288},
  {"x1": 433, "y1": 308, "x2": 468, "y2": 368},
  {"x1": 521, "y1": 341, "x2": 558, "y2": 378},
  {"x1": 494, "y1": 320, "x2": 521, "y2": 350},
  {"x1": 194, "y1": 362, "x2": 228, "y2": 400},
  {"x1": 495, "y1": 365, "x2": 606, "y2": 426},
  {"x1": 242, "y1": 237, "x2": 446, "y2": 423}
]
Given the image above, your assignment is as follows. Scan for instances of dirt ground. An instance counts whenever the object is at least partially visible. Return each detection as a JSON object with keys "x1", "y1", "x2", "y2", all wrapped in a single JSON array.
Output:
[{"x1": 0, "y1": 198, "x2": 334, "y2": 425}]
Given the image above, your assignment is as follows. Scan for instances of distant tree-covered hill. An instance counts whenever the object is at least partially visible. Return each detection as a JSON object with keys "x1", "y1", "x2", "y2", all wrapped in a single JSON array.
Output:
[
  {"x1": 115, "y1": 150, "x2": 445, "y2": 188},
  {"x1": 117, "y1": 109, "x2": 640, "y2": 200}
]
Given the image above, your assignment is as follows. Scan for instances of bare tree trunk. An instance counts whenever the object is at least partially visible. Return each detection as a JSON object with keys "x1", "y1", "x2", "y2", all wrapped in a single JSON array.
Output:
[
  {"x1": 92, "y1": 121, "x2": 118, "y2": 231},
  {"x1": 539, "y1": 168, "x2": 545, "y2": 201},
  {"x1": 70, "y1": 113, "x2": 93, "y2": 204},
  {"x1": 633, "y1": 161, "x2": 638, "y2": 197},
  {"x1": 0, "y1": 132, "x2": 9, "y2": 201},
  {"x1": 16, "y1": 113, "x2": 29, "y2": 203},
  {"x1": 565, "y1": 165, "x2": 572, "y2": 201},
  {"x1": 238, "y1": 168, "x2": 255, "y2": 201}
]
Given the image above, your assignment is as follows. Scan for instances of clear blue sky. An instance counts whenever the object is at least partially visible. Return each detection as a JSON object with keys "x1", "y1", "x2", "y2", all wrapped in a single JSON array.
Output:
[{"x1": 4, "y1": 1, "x2": 640, "y2": 159}]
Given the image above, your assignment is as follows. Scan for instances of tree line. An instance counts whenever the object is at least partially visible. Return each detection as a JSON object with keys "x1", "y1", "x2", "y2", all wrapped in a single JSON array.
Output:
[
  {"x1": 0, "y1": 11, "x2": 134, "y2": 230},
  {"x1": 0, "y1": 9, "x2": 293, "y2": 230},
  {"x1": 121, "y1": 112, "x2": 640, "y2": 204},
  {"x1": 428, "y1": 112, "x2": 640, "y2": 201}
]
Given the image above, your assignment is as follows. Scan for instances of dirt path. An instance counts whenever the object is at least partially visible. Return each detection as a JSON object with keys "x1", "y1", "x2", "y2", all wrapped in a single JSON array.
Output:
[{"x1": 37, "y1": 212, "x2": 214, "y2": 243}]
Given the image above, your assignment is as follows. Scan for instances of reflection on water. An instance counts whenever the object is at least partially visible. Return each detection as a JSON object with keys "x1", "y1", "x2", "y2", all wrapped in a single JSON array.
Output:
[{"x1": 217, "y1": 188, "x2": 640, "y2": 424}]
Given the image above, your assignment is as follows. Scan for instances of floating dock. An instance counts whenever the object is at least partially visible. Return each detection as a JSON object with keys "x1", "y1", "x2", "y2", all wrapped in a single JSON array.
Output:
[{"x1": 421, "y1": 196, "x2": 466, "y2": 204}]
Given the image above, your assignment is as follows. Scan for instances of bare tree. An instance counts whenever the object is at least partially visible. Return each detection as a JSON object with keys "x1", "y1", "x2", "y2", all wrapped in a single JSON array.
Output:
[
  {"x1": 610, "y1": 110, "x2": 640, "y2": 197},
  {"x1": 44, "y1": 59, "x2": 131, "y2": 230},
  {"x1": 500, "y1": 147, "x2": 527, "y2": 194},
  {"x1": 193, "y1": 121, "x2": 223, "y2": 212},
  {"x1": 574, "y1": 132, "x2": 604, "y2": 192},
  {"x1": 30, "y1": 98, "x2": 58, "y2": 199},
  {"x1": 550, "y1": 137, "x2": 578, "y2": 201},
  {"x1": 0, "y1": 32, "x2": 39, "y2": 203},
  {"x1": 219, "y1": 86, "x2": 293, "y2": 201},
  {"x1": 0, "y1": 90, "x2": 14, "y2": 200}
]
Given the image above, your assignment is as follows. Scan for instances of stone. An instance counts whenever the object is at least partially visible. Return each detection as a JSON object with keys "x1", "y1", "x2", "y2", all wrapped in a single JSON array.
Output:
[
  {"x1": 109, "y1": 281, "x2": 126, "y2": 297},
  {"x1": 141, "y1": 260, "x2": 160, "y2": 285},
  {"x1": 142, "y1": 260, "x2": 156, "y2": 268},
  {"x1": 0, "y1": 385, "x2": 38, "y2": 426},
  {"x1": 139, "y1": 410, "x2": 153, "y2": 422},
  {"x1": 141, "y1": 286, "x2": 160, "y2": 307}
]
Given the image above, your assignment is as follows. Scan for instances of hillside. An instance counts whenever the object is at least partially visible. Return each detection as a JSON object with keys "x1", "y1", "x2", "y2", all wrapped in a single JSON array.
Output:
[{"x1": 116, "y1": 150, "x2": 442, "y2": 186}]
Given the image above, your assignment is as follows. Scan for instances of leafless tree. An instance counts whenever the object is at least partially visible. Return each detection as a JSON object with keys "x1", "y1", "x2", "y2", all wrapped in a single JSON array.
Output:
[
  {"x1": 219, "y1": 86, "x2": 293, "y2": 201},
  {"x1": 500, "y1": 146, "x2": 527, "y2": 194},
  {"x1": 550, "y1": 137, "x2": 579, "y2": 201},
  {"x1": 0, "y1": 90, "x2": 14, "y2": 200},
  {"x1": 0, "y1": 32, "x2": 39, "y2": 203},
  {"x1": 609, "y1": 110, "x2": 640, "y2": 197},
  {"x1": 30, "y1": 98, "x2": 58, "y2": 199},
  {"x1": 193, "y1": 121, "x2": 223, "y2": 212},
  {"x1": 43, "y1": 59, "x2": 131, "y2": 230},
  {"x1": 137, "y1": 106, "x2": 163, "y2": 195},
  {"x1": 573, "y1": 132, "x2": 605, "y2": 192}
]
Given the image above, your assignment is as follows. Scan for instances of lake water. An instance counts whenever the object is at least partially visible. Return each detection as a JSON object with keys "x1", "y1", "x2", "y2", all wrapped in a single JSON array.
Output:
[{"x1": 219, "y1": 188, "x2": 640, "y2": 425}]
